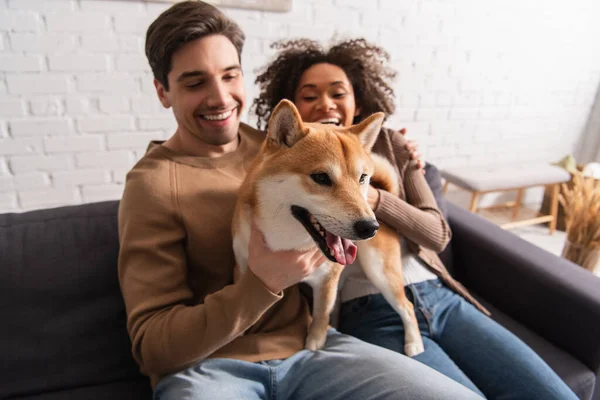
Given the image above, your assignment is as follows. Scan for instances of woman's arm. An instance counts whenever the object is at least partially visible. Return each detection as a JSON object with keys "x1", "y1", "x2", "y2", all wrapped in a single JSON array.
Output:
[{"x1": 373, "y1": 129, "x2": 451, "y2": 252}]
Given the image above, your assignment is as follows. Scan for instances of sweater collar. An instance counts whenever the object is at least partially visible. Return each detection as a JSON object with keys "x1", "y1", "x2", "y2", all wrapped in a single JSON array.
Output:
[{"x1": 146, "y1": 123, "x2": 257, "y2": 169}]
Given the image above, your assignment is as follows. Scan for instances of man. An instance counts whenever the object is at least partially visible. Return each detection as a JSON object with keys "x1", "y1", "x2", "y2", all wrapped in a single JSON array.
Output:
[{"x1": 118, "y1": 1, "x2": 482, "y2": 398}]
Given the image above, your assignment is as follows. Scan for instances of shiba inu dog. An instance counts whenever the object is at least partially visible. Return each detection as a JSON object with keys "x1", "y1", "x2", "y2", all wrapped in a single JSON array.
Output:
[{"x1": 232, "y1": 100, "x2": 424, "y2": 356}]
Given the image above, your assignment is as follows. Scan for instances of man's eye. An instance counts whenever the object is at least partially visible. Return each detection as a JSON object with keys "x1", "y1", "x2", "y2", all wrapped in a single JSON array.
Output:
[
  {"x1": 187, "y1": 81, "x2": 204, "y2": 88},
  {"x1": 224, "y1": 74, "x2": 237, "y2": 81},
  {"x1": 311, "y1": 173, "x2": 332, "y2": 186},
  {"x1": 359, "y1": 174, "x2": 368, "y2": 184}
]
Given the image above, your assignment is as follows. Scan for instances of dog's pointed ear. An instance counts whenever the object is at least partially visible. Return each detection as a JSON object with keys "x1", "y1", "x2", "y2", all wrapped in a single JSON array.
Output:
[
  {"x1": 267, "y1": 99, "x2": 306, "y2": 148},
  {"x1": 347, "y1": 112, "x2": 385, "y2": 152}
]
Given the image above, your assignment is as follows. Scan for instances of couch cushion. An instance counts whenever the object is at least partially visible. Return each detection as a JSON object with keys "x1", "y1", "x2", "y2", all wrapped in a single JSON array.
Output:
[
  {"x1": 10, "y1": 379, "x2": 151, "y2": 400},
  {"x1": 0, "y1": 201, "x2": 151, "y2": 399},
  {"x1": 477, "y1": 297, "x2": 596, "y2": 400},
  {"x1": 441, "y1": 163, "x2": 571, "y2": 192}
]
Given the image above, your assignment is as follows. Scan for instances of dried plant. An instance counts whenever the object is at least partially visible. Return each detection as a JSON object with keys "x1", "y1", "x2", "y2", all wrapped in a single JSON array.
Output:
[{"x1": 559, "y1": 174, "x2": 600, "y2": 271}]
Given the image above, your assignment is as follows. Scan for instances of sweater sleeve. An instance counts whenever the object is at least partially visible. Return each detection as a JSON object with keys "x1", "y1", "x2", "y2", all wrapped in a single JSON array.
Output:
[
  {"x1": 118, "y1": 164, "x2": 282, "y2": 377},
  {"x1": 374, "y1": 130, "x2": 452, "y2": 252}
]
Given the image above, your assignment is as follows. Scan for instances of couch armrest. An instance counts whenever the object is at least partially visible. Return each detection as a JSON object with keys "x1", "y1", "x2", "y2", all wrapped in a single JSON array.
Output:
[{"x1": 446, "y1": 201, "x2": 600, "y2": 374}]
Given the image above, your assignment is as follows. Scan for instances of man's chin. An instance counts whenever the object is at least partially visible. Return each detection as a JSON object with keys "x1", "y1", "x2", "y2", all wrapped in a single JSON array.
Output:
[
  {"x1": 191, "y1": 127, "x2": 239, "y2": 147},
  {"x1": 209, "y1": 134, "x2": 238, "y2": 147}
]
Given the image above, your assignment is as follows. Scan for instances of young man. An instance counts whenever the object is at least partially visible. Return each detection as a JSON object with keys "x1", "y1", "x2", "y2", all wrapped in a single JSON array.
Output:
[{"x1": 118, "y1": 1, "x2": 482, "y2": 398}]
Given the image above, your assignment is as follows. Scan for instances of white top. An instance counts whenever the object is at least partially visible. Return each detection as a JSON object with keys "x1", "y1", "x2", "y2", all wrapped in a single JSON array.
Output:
[{"x1": 338, "y1": 237, "x2": 437, "y2": 303}]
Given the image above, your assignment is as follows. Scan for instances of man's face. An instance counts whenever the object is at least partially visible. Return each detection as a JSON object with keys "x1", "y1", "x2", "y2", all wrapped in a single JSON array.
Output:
[{"x1": 155, "y1": 34, "x2": 246, "y2": 147}]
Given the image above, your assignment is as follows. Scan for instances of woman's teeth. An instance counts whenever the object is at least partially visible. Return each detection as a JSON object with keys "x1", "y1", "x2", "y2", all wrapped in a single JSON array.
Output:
[
  {"x1": 316, "y1": 118, "x2": 340, "y2": 126},
  {"x1": 203, "y1": 110, "x2": 233, "y2": 121}
]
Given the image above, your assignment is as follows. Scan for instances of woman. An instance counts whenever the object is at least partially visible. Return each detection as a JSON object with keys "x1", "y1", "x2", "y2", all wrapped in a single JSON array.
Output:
[{"x1": 251, "y1": 38, "x2": 578, "y2": 400}]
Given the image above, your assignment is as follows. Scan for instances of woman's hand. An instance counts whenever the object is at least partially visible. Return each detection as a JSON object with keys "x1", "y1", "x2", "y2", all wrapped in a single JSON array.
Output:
[
  {"x1": 367, "y1": 185, "x2": 380, "y2": 211},
  {"x1": 367, "y1": 127, "x2": 425, "y2": 211},
  {"x1": 248, "y1": 220, "x2": 327, "y2": 294},
  {"x1": 400, "y1": 128, "x2": 426, "y2": 173}
]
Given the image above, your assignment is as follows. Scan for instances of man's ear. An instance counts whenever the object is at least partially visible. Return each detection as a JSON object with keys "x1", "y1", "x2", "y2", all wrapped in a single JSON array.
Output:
[
  {"x1": 154, "y1": 79, "x2": 171, "y2": 109},
  {"x1": 347, "y1": 112, "x2": 384, "y2": 152},
  {"x1": 267, "y1": 99, "x2": 306, "y2": 148}
]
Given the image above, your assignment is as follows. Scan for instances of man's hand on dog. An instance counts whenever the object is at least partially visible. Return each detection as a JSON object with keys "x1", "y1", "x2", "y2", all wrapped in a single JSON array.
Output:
[{"x1": 248, "y1": 220, "x2": 327, "y2": 294}]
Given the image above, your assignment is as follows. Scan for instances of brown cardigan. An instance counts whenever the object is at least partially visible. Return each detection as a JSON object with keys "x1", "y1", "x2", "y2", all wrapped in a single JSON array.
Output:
[{"x1": 372, "y1": 128, "x2": 490, "y2": 316}]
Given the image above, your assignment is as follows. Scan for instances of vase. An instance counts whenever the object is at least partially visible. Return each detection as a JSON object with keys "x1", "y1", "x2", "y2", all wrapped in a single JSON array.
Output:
[{"x1": 562, "y1": 239, "x2": 600, "y2": 276}]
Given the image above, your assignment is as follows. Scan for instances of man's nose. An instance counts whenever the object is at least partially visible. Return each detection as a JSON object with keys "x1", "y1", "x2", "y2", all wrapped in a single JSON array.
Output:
[{"x1": 207, "y1": 80, "x2": 229, "y2": 108}]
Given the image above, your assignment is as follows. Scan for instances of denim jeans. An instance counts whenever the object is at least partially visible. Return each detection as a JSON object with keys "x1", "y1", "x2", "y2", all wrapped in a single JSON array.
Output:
[
  {"x1": 338, "y1": 279, "x2": 578, "y2": 400},
  {"x1": 154, "y1": 328, "x2": 483, "y2": 400}
]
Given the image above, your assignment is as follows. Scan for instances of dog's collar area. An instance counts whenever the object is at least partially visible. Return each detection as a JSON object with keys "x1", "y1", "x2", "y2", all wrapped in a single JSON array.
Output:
[{"x1": 290, "y1": 205, "x2": 337, "y2": 263}]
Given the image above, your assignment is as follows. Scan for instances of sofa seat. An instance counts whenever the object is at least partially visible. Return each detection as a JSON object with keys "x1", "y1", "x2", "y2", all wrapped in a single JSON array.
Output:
[{"x1": 10, "y1": 379, "x2": 152, "y2": 400}]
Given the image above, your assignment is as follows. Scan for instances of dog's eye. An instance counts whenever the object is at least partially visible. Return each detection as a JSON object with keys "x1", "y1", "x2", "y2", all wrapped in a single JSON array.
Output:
[
  {"x1": 310, "y1": 173, "x2": 332, "y2": 186},
  {"x1": 359, "y1": 174, "x2": 368, "y2": 184}
]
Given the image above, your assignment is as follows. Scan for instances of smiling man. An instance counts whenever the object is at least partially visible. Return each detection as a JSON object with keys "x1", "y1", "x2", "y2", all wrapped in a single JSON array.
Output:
[
  {"x1": 155, "y1": 34, "x2": 244, "y2": 156},
  {"x1": 117, "y1": 1, "x2": 483, "y2": 399}
]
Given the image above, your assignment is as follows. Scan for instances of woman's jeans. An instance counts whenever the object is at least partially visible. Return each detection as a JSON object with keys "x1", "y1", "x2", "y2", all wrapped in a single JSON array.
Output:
[{"x1": 338, "y1": 279, "x2": 578, "y2": 400}]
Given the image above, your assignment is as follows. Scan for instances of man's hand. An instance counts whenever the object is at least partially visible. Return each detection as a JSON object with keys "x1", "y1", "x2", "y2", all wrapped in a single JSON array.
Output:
[
  {"x1": 248, "y1": 220, "x2": 327, "y2": 294},
  {"x1": 399, "y1": 128, "x2": 426, "y2": 173}
]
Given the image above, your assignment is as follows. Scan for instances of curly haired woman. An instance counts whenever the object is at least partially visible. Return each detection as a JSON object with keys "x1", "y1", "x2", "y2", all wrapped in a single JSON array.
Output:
[{"x1": 252, "y1": 38, "x2": 578, "y2": 400}]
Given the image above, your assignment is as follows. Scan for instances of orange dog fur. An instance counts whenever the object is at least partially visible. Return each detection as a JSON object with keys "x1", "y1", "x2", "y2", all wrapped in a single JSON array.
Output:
[{"x1": 232, "y1": 100, "x2": 423, "y2": 355}]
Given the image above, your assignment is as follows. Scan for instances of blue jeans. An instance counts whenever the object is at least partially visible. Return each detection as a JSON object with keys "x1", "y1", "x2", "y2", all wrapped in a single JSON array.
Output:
[
  {"x1": 154, "y1": 328, "x2": 483, "y2": 400},
  {"x1": 338, "y1": 279, "x2": 578, "y2": 400}
]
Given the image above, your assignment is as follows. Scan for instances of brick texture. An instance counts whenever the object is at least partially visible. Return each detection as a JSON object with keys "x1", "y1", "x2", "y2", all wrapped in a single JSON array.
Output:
[{"x1": 1, "y1": 0, "x2": 599, "y2": 212}]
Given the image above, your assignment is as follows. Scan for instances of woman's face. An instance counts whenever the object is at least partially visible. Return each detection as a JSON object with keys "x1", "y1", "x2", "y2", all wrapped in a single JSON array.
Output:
[{"x1": 293, "y1": 63, "x2": 360, "y2": 127}]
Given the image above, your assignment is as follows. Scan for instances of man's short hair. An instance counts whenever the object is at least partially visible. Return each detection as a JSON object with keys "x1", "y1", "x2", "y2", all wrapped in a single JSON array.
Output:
[{"x1": 145, "y1": 0, "x2": 245, "y2": 90}]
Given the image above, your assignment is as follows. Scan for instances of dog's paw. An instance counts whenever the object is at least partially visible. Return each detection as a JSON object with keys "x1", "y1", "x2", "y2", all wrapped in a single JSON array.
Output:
[
  {"x1": 305, "y1": 332, "x2": 327, "y2": 351},
  {"x1": 405, "y1": 341, "x2": 425, "y2": 357}
]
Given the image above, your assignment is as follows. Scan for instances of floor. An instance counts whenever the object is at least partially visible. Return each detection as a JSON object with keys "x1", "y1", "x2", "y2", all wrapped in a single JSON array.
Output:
[{"x1": 509, "y1": 223, "x2": 566, "y2": 257}]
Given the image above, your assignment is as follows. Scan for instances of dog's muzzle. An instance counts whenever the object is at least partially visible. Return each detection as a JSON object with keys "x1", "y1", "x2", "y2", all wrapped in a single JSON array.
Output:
[{"x1": 354, "y1": 219, "x2": 379, "y2": 239}]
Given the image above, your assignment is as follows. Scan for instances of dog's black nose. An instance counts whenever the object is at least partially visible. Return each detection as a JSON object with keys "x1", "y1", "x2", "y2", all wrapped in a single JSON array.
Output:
[{"x1": 354, "y1": 219, "x2": 379, "y2": 239}]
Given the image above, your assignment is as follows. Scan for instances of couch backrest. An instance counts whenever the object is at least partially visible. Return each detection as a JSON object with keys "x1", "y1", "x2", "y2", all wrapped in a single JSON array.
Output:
[{"x1": 0, "y1": 201, "x2": 150, "y2": 398}]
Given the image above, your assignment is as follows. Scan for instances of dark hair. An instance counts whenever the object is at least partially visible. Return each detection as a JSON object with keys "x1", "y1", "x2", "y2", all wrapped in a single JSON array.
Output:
[
  {"x1": 145, "y1": 0, "x2": 245, "y2": 90},
  {"x1": 252, "y1": 38, "x2": 396, "y2": 130}
]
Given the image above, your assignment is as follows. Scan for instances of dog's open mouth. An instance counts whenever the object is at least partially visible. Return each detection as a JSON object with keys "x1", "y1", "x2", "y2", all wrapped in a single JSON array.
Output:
[{"x1": 291, "y1": 205, "x2": 357, "y2": 265}]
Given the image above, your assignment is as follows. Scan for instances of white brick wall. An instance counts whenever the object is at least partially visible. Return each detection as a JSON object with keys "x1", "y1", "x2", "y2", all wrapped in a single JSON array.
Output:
[{"x1": 1, "y1": 0, "x2": 600, "y2": 212}]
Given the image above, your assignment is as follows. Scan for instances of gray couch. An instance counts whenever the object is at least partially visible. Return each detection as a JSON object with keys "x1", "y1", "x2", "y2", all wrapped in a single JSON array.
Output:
[{"x1": 1, "y1": 165, "x2": 599, "y2": 399}]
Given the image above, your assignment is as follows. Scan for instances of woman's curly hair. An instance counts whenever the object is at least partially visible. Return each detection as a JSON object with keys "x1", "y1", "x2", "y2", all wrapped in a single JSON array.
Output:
[{"x1": 252, "y1": 38, "x2": 397, "y2": 130}]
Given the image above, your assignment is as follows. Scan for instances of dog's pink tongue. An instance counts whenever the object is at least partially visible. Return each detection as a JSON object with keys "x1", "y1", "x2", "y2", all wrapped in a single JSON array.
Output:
[{"x1": 325, "y1": 232, "x2": 357, "y2": 265}]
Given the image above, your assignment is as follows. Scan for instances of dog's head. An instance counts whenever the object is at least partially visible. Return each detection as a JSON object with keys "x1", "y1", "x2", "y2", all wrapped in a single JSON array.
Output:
[{"x1": 254, "y1": 99, "x2": 384, "y2": 265}]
